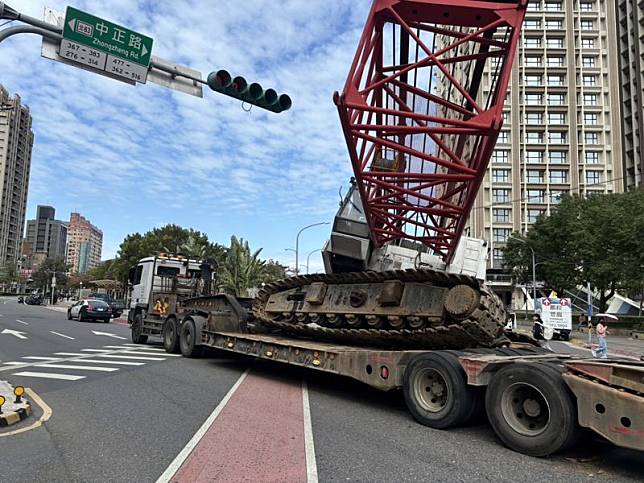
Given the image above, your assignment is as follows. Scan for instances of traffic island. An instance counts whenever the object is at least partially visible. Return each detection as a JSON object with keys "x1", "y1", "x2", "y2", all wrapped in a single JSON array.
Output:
[{"x1": 0, "y1": 380, "x2": 31, "y2": 427}]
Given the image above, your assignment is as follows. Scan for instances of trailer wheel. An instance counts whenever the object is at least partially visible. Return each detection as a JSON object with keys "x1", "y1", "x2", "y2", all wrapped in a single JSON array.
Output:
[
  {"x1": 131, "y1": 313, "x2": 148, "y2": 344},
  {"x1": 163, "y1": 317, "x2": 180, "y2": 353},
  {"x1": 180, "y1": 318, "x2": 203, "y2": 358},
  {"x1": 403, "y1": 352, "x2": 476, "y2": 429},
  {"x1": 485, "y1": 363, "x2": 578, "y2": 457}
]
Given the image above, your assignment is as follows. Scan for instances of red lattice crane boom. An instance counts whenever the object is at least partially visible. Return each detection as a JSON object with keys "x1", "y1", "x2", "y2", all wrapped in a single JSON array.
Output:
[{"x1": 335, "y1": 0, "x2": 527, "y2": 263}]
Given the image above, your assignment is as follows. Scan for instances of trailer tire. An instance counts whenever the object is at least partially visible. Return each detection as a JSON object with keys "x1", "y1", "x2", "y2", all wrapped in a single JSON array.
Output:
[
  {"x1": 403, "y1": 352, "x2": 476, "y2": 429},
  {"x1": 485, "y1": 363, "x2": 578, "y2": 457},
  {"x1": 131, "y1": 313, "x2": 148, "y2": 344},
  {"x1": 163, "y1": 317, "x2": 180, "y2": 353},
  {"x1": 180, "y1": 318, "x2": 203, "y2": 358}
]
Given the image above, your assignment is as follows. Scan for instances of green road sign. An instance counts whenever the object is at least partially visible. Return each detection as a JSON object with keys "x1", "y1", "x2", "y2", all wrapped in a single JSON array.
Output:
[{"x1": 62, "y1": 6, "x2": 153, "y2": 67}]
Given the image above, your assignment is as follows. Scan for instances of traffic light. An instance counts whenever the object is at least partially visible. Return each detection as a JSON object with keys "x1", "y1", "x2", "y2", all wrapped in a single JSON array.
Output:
[{"x1": 207, "y1": 70, "x2": 292, "y2": 113}]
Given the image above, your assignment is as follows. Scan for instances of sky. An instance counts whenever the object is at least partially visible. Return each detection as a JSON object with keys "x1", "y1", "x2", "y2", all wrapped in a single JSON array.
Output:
[{"x1": 0, "y1": 0, "x2": 373, "y2": 273}]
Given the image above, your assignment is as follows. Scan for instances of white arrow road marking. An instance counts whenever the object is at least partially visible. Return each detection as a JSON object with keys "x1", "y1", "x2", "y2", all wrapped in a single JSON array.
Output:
[
  {"x1": 92, "y1": 330, "x2": 127, "y2": 340},
  {"x1": 13, "y1": 372, "x2": 85, "y2": 381},
  {"x1": 15, "y1": 319, "x2": 28, "y2": 325},
  {"x1": 50, "y1": 331, "x2": 74, "y2": 340},
  {"x1": 1, "y1": 328, "x2": 27, "y2": 339},
  {"x1": 35, "y1": 363, "x2": 118, "y2": 372}
]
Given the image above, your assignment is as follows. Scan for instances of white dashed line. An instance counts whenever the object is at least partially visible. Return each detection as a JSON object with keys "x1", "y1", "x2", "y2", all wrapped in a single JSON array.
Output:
[
  {"x1": 50, "y1": 331, "x2": 75, "y2": 340},
  {"x1": 15, "y1": 319, "x2": 28, "y2": 325}
]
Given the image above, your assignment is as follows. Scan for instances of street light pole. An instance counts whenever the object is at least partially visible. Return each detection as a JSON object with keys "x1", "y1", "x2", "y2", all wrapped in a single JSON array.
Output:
[
  {"x1": 306, "y1": 248, "x2": 323, "y2": 274},
  {"x1": 295, "y1": 222, "x2": 329, "y2": 276},
  {"x1": 509, "y1": 235, "x2": 537, "y2": 314}
]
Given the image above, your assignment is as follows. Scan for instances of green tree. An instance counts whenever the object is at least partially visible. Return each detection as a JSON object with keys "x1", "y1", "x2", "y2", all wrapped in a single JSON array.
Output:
[
  {"x1": 0, "y1": 264, "x2": 20, "y2": 285},
  {"x1": 218, "y1": 236, "x2": 269, "y2": 297},
  {"x1": 32, "y1": 257, "x2": 68, "y2": 291}
]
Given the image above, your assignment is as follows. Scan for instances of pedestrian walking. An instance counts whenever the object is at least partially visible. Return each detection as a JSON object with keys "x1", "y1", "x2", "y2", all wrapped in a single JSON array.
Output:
[
  {"x1": 592, "y1": 317, "x2": 609, "y2": 358},
  {"x1": 532, "y1": 314, "x2": 544, "y2": 340}
]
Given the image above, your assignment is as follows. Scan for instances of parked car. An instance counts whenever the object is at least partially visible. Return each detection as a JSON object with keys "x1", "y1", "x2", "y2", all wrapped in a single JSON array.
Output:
[
  {"x1": 88, "y1": 293, "x2": 125, "y2": 318},
  {"x1": 67, "y1": 299, "x2": 112, "y2": 323}
]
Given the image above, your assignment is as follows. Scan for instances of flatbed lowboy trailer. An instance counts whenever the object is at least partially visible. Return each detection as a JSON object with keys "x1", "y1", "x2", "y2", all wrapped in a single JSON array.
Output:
[{"x1": 156, "y1": 297, "x2": 644, "y2": 458}]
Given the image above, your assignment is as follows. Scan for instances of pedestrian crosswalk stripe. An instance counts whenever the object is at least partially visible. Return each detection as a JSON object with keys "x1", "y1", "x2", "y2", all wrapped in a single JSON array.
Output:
[
  {"x1": 93, "y1": 354, "x2": 165, "y2": 361},
  {"x1": 13, "y1": 371, "x2": 85, "y2": 381},
  {"x1": 80, "y1": 349, "x2": 112, "y2": 352},
  {"x1": 123, "y1": 343, "x2": 149, "y2": 347},
  {"x1": 103, "y1": 345, "x2": 165, "y2": 352},
  {"x1": 122, "y1": 350, "x2": 182, "y2": 357},
  {"x1": 35, "y1": 363, "x2": 118, "y2": 372},
  {"x1": 69, "y1": 358, "x2": 144, "y2": 366},
  {"x1": 54, "y1": 352, "x2": 88, "y2": 357},
  {"x1": 2, "y1": 361, "x2": 27, "y2": 365},
  {"x1": 23, "y1": 356, "x2": 60, "y2": 361}
]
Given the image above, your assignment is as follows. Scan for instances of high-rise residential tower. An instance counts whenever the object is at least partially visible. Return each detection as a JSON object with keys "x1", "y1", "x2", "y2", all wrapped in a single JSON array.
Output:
[
  {"x1": 470, "y1": 0, "x2": 623, "y2": 302},
  {"x1": 0, "y1": 85, "x2": 33, "y2": 265},
  {"x1": 66, "y1": 212, "x2": 103, "y2": 273},
  {"x1": 616, "y1": 0, "x2": 644, "y2": 189},
  {"x1": 24, "y1": 205, "x2": 68, "y2": 268}
]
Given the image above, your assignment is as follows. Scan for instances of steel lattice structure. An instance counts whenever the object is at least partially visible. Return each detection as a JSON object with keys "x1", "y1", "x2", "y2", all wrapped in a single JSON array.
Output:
[{"x1": 336, "y1": 0, "x2": 527, "y2": 262}]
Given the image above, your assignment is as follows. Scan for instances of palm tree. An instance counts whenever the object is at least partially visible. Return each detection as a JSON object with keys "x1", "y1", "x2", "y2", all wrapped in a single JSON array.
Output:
[{"x1": 218, "y1": 236, "x2": 267, "y2": 297}]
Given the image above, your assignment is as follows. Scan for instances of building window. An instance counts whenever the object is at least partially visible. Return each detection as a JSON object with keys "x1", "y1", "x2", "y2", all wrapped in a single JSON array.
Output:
[
  {"x1": 584, "y1": 113, "x2": 598, "y2": 125},
  {"x1": 584, "y1": 151, "x2": 599, "y2": 164},
  {"x1": 525, "y1": 19, "x2": 542, "y2": 29},
  {"x1": 583, "y1": 93, "x2": 598, "y2": 106},
  {"x1": 527, "y1": 189, "x2": 545, "y2": 203},
  {"x1": 497, "y1": 131, "x2": 509, "y2": 144},
  {"x1": 527, "y1": 170, "x2": 545, "y2": 183},
  {"x1": 524, "y1": 37, "x2": 542, "y2": 48},
  {"x1": 493, "y1": 228, "x2": 512, "y2": 243},
  {"x1": 582, "y1": 75, "x2": 596, "y2": 86},
  {"x1": 581, "y1": 56, "x2": 595, "y2": 68},
  {"x1": 493, "y1": 248, "x2": 505, "y2": 263},
  {"x1": 549, "y1": 170, "x2": 568, "y2": 184},
  {"x1": 546, "y1": 37, "x2": 564, "y2": 48},
  {"x1": 549, "y1": 151, "x2": 567, "y2": 164},
  {"x1": 547, "y1": 56, "x2": 565, "y2": 67},
  {"x1": 580, "y1": 20, "x2": 594, "y2": 30},
  {"x1": 545, "y1": 20, "x2": 563, "y2": 30},
  {"x1": 492, "y1": 150, "x2": 510, "y2": 163},
  {"x1": 550, "y1": 190, "x2": 566, "y2": 203},
  {"x1": 548, "y1": 93, "x2": 565, "y2": 106},
  {"x1": 544, "y1": 2, "x2": 562, "y2": 12},
  {"x1": 527, "y1": 209, "x2": 544, "y2": 224},
  {"x1": 525, "y1": 93, "x2": 542, "y2": 105},
  {"x1": 493, "y1": 208, "x2": 511, "y2": 223},
  {"x1": 493, "y1": 169, "x2": 510, "y2": 183},
  {"x1": 548, "y1": 132, "x2": 567, "y2": 144},
  {"x1": 493, "y1": 189, "x2": 510, "y2": 203},
  {"x1": 525, "y1": 56, "x2": 542, "y2": 67},
  {"x1": 585, "y1": 171, "x2": 601, "y2": 185},
  {"x1": 526, "y1": 151, "x2": 544, "y2": 163},
  {"x1": 581, "y1": 38, "x2": 595, "y2": 49},
  {"x1": 525, "y1": 74, "x2": 542, "y2": 86},
  {"x1": 526, "y1": 112, "x2": 543, "y2": 125},
  {"x1": 584, "y1": 132, "x2": 599, "y2": 144},
  {"x1": 526, "y1": 131, "x2": 544, "y2": 143},
  {"x1": 527, "y1": 2, "x2": 541, "y2": 12},
  {"x1": 548, "y1": 112, "x2": 565, "y2": 124},
  {"x1": 547, "y1": 75, "x2": 564, "y2": 86},
  {"x1": 579, "y1": 3, "x2": 593, "y2": 12}
]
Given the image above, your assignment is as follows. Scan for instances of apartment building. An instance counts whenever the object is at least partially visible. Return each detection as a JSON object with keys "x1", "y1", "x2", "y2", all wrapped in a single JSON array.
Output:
[
  {"x1": 0, "y1": 85, "x2": 33, "y2": 266},
  {"x1": 468, "y1": 0, "x2": 623, "y2": 302},
  {"x1": 24, "y1": 205, "x2": 68, "y2": 269},
  {"x1": 616, "y1": 0, "x2": 644, "y2": 189},
  {"x1": 66, "y1": 212, "x2": 103, "y2": 273}
]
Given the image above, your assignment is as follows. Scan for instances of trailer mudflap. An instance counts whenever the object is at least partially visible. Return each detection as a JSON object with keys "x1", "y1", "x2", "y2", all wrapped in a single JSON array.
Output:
[{"x1": 562, "y1": 360, "x2": 644, "y2": 451}]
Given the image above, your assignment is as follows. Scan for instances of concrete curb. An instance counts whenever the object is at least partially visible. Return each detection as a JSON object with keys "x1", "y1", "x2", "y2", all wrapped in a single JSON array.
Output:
[{"x1": 0, "y1": 403, "x2": 32, "y2": 427}]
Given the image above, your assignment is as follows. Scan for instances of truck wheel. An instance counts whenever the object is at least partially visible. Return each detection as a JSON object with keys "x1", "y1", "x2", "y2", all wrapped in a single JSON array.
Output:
[
  {"x1": 180, "y1": 319, "x2": 203, "y2": 358},
  {"x1": 163, "y1": 317, "x2": 180, "y2": 354},
  {"x1": 131, "y1": 313, "x2": 148, "y2": 344},
  {"x1": 485, "y1": 363, "x2": 578, "y2": 457},
  {"x1": 403, "y1": 352, "x2": 476, "y2": 429}
]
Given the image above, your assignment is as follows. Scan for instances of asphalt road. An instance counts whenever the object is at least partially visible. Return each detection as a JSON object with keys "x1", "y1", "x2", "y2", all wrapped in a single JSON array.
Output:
[{"x1": 0, "y1": 297, "x2": 642, "y2": 482}]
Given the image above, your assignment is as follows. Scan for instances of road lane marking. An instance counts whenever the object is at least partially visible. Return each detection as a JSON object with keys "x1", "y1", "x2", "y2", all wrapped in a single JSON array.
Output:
[
  {"x1": 23, "y1": 356, "x2": 60, "y2": 361},
  {"x1": 91, "y1": 330, "x2": 127, "y2": 340},
  {"x1": 35, "y1": 363, "x2": 118, "y2": 372},
  {"x1": 0, "y1": 388, "x2": 52, "y2": 438},
  {"x1": 123, "y1": 343, "x2": 149, "y2": 347},
  {"x1": 80, "y1": 349, "x2": 111, "y2": 352},
  {"x1": 2, "y1": 361, "x2": 28, "y2": 365},
  {"x1": 1, "y1": 328, "x2": 27, "y2": 339},
  {"x1": 103, "y1": 345, "x2": 165, "y2": 351},
  {"x1": 54, "y1": 352, "x2": 87, "y2": 357},
  {"x1": 93, "y1": 354, "x2": 166, "y2": 361},
  {"x1": 12, "y1": 372, "x2": 85, "y2": 381},
  {"x1": 157, "y1": 369, "x2": 249, "y2": 483},
  {"x1": 15, "y1": 319, "x2": 28, "y2": 325},
  {"x1": 50, "y1": 331, "x2": 74, "y2": 340},
  {"x1": 303, "y1": 381, "x2": 319, "y2": 483},
  {"x1": 69, "y1": 358, "x2": 144, "y2": 366},
  {"x1": 122, "y1": 350, "x2": 181, "y2": 357}
]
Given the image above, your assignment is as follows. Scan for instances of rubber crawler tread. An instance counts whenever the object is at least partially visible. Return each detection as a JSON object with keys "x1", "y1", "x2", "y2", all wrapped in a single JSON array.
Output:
[{"x1": 251, "y1": 269, "x2": 508, "y2": 349}]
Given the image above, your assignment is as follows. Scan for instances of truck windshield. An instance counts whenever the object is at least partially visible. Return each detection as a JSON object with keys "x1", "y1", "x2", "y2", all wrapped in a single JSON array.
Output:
[{"x1": 157, "y1": 266, "x2": 180, "y2": 277}]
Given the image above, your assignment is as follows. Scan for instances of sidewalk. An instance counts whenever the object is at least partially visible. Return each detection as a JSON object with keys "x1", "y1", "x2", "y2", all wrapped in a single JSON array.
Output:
[{"x1": 570, "y1": 330, "x2": 644, "y2": 360}]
